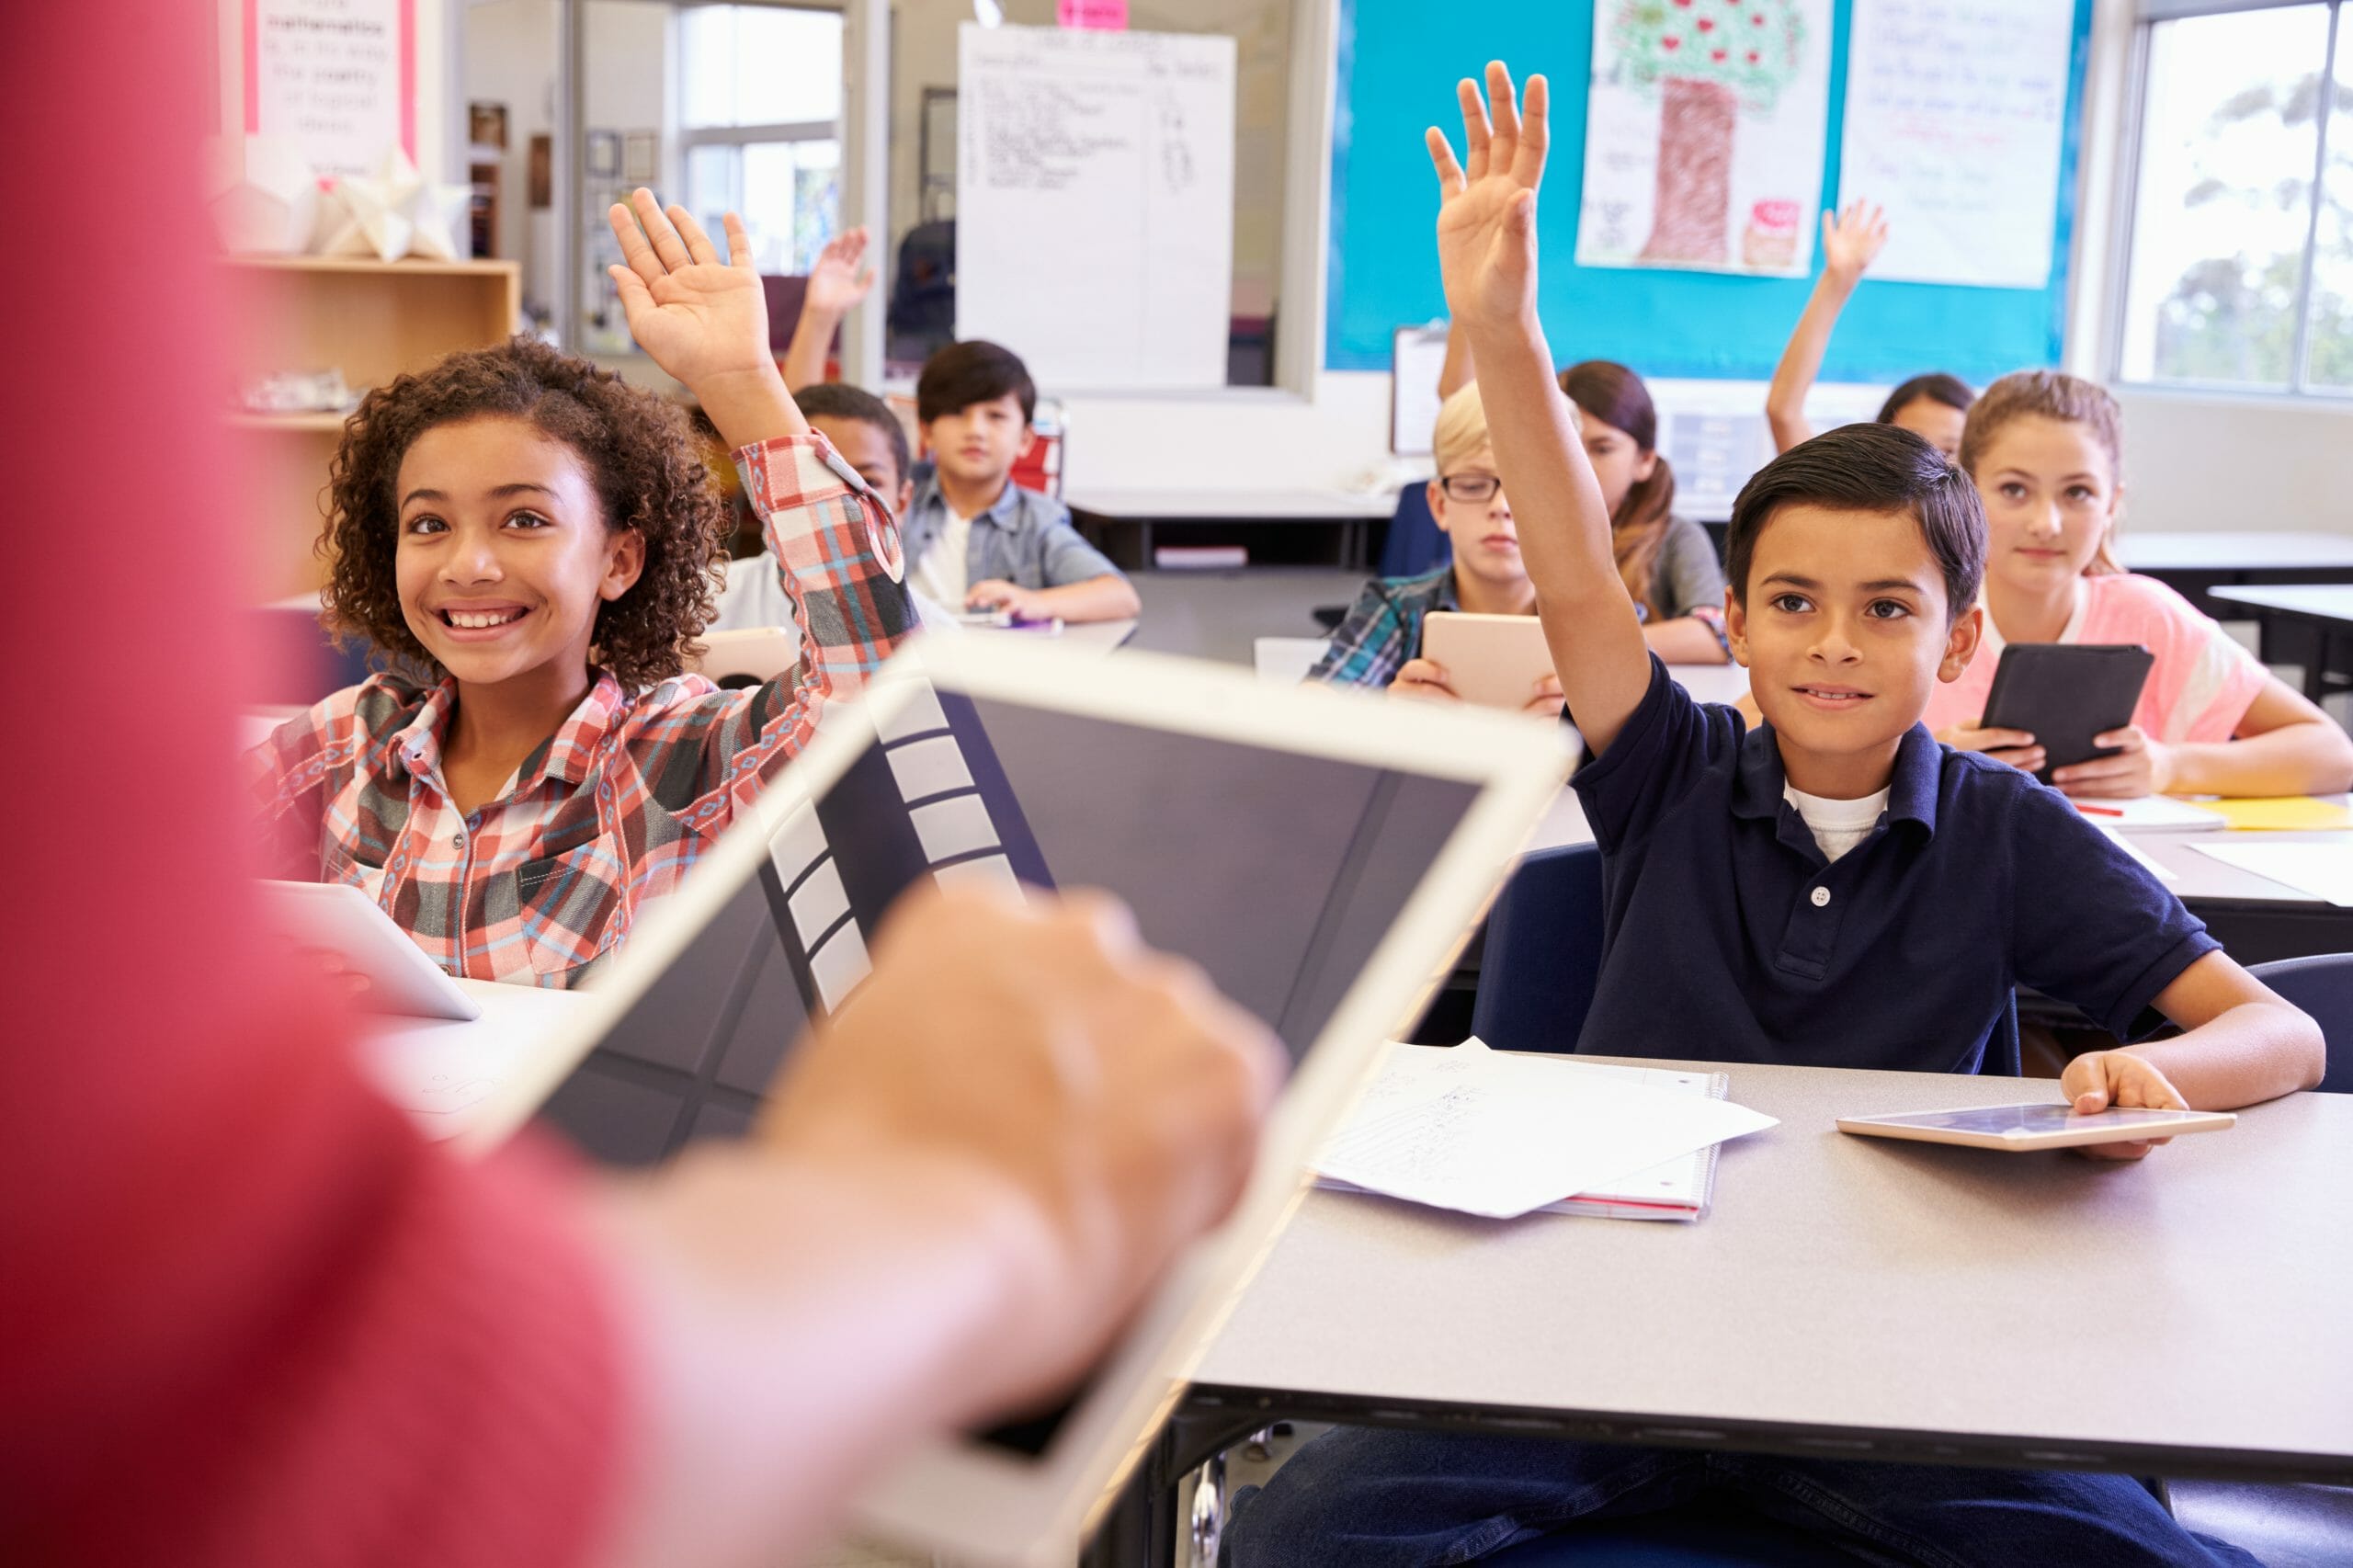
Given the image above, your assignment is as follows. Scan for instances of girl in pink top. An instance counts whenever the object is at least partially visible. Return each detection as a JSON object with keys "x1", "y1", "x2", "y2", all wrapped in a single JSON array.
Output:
[{"x1": 1931, "y1": 372, "x2": 2353, "y2": 799}]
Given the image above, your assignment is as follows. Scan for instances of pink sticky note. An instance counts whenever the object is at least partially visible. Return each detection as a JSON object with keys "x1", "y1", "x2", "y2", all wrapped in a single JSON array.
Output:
[{"x1": 1058, "y1": 0, "x2": 1128, "y2": 28}]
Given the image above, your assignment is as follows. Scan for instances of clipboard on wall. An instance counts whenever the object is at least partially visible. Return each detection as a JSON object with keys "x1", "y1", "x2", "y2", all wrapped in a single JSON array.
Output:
[{"x1": 1392, "y1": 323, "x2": 1450, "y2": 456}]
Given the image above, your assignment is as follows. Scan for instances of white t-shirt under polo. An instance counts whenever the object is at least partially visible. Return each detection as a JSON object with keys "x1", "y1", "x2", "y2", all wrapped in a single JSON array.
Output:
[
  {"x1": 1782, "y1": 783, "x2": 1891, "y2": 863},
  {"x1": 911, "y1": 507, "x2": 973, "y2": 608}
]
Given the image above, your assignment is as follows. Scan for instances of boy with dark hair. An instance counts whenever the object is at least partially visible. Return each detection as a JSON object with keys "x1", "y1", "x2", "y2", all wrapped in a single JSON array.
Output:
[
  {"x1": 1223, "y1": 63, "x2": 2318, "y2": 1568},
  {"x1": 713, "y1": 381, "x2": 928, "y2": 634},
  {"x1": 909, "y1": 339, "x2": 1140, "y2": 625}
]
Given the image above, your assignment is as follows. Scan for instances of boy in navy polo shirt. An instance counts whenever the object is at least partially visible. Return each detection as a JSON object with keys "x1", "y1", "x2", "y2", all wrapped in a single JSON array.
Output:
[{"x1": 1222, "y1": 64, "x2": 2322, "y2": 1568}]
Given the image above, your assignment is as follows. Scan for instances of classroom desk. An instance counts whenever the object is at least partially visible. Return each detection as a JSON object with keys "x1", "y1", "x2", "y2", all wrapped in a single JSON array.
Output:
[
  {"x1": 1006, "y1": 616, "x2": 1138, "y2": 653},
  {"x1": 353, "y1": 979, "x2": 591, "y2": 1143},
  {"x1": 1082, "y1": 1058, "x2": 2353, "y2": 1567},
  {"x1": 1064, "y1": 487, "x2": 1401, "y2": 572},
  {"x1": 2208, "y1": 584, "x2": 2353, "y2": 701},
  {"x1": 2118, "y1": 532, "x2": 2353, "y2": 619},
  {"x1": 2129, "y1": 826, "x2": 2353, "y2": 965}
]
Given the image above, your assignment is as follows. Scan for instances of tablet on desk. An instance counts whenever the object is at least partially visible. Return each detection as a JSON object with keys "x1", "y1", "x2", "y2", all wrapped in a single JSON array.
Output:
[
  {"x1": 1978, "y1": 643, "x2": 2154, "y2": 783},
  {"x1": 256, "y1": 881, "x2": 483, "y2": 1021},
  {"x1": 457, "y1": 635, "x2": 1568, "y2": 1567},
  {"x1": 1421, "y1": 610, "x2": 1556, "y2": 712},
  {"x1": 1836, "y1": 1101, "x2": 2234, "y2": 1152}
]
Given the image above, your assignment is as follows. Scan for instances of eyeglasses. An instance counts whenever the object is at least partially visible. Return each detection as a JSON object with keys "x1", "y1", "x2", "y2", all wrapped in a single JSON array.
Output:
[{"x1": 1438, "y1": 473, "x2": 1503, "y2": 503}]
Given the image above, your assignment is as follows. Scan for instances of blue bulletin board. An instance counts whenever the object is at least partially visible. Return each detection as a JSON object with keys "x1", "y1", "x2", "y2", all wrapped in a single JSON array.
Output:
[{"x1": 1324, "y1": 0, "x2": 2096, "y2": 383}]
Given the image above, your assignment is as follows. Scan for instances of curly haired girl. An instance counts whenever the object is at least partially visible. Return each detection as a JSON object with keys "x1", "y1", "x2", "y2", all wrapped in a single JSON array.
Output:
[{"x1": 251, "y1": 190, "x2": 916, "y2": 986}]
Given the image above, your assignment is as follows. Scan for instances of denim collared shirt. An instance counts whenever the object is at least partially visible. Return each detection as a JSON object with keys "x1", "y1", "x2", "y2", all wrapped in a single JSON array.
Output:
[
  {"x1": 903, "y1": 474, "x2": 1126, "y2": 591},
  {"x1": 1567, "y1": 657, "x2": 2216, "y2": 1074}
]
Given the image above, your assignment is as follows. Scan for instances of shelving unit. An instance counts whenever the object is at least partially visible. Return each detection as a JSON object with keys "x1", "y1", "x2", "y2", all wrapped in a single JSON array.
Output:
[{"x1": 224, "y1": 256, "x2": 521, "y2": 599}]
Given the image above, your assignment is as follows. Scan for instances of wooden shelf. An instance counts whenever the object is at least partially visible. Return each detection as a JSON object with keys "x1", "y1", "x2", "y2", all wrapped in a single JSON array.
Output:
[
  {"x1": 220, "y1": 254, "x2": 520, "y2": 280},
  {"x1": 227, "y1": 410, "x2": 352, "y2": 433}
]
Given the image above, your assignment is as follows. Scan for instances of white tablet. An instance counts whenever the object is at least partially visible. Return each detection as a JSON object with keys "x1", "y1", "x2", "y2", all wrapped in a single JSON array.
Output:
[
  {"x1": 1836, "y1": 1101, "x2": 2236, "y2": 1152},
  {"x1": 460, "y1": 635, "x2": 1567, "y2": 1566},
  {"x1": 1420, "y1": 609, "x2": 1557, "y2": 712},
  {"x1": 256, "y1": 880, "x2": 483, "y2": 1021}
]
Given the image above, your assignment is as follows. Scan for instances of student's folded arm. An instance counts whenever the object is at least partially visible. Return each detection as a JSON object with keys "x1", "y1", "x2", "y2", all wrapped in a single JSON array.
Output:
[
  {"x1": 1022, "y1": 573, "x2": 1141, "y2": 622},
  {"x1": 2181, "y1": 678, "x2": 2353, "y2": 796},
  {"x1": 2134, "y1": 951, "x2": 2326, "y2": 1108}
]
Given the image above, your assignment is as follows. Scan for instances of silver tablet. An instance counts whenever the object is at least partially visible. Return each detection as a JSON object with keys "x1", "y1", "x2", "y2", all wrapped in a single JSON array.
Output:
[
  {"x1": 460, "y1": 635, "x2": 1568, "y2": 1565},
  {"x1": 256, "y1": 880, "x2": 483, "y2": 1021},
  {"x1": 1837, "y1": 1101, "x2": 2237, "y2": 1152}
]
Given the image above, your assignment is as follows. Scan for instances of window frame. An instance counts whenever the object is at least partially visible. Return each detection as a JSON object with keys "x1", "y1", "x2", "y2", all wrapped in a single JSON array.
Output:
[
  {"x1": 676, "y1": 3, "x2": 845, "y2": 280},
  {"x1": 2109, "y1": 0, "x2": 2350, "y2": 398}
]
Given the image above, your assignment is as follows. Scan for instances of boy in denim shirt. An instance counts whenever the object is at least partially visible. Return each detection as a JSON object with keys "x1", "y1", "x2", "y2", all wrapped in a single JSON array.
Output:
[
  {"x1": 909, "y1": 340, "x2": 1140, "y2": 625},
  {"x1": 1224, "y1": 64, "x2": 2322, "y2": 1568}
]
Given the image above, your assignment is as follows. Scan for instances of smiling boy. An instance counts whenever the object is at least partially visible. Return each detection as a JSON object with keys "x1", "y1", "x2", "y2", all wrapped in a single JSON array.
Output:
[
  {"x1": 1222, "y1": 63, "x2": 2320, "y2": 1568},
  {"x1": 908, "y1": 340, "x2": 1140, "y2": 625}
]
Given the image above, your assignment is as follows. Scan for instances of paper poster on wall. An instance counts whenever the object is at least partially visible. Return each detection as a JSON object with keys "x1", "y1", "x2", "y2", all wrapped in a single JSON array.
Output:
[
  {"x1": 1837, "y1": 0, "x2": 2074, "y2": 289},
  {"x1": 244, "y1": 0, "x2": 416, "y2": 184},
  {"x1": 956, "y1": 23, "x2": 1235, "y2": 390},
  {"x1": 1574, "y1": 0, "x2": 1832, "y2": 278}
]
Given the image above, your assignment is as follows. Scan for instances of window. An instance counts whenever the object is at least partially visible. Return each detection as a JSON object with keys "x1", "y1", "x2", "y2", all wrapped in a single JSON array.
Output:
[
  {"x1": 2118, "y1": 1, "x2": 2352, "y2": 393},
  {"x1": 678, "y1": 5, "x2": 844, "y2": 276}
]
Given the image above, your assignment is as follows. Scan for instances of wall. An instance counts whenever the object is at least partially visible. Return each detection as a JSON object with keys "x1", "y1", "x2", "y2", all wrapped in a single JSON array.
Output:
[{"x1": 463, "y1": 0, "x2": 556, "y2": 310}]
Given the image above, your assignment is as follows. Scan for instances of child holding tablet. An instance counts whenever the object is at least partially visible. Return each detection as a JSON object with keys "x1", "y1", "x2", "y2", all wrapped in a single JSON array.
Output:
[
  {"x1": 251, "y1": 190, "x2": 916, "y2": 987},
  {"x1": 1225, "y1": 62, "x2": 2317, "y2": 1568},
  {"x1": 1763, "y1": 199, "x2": 1974, "y2": 457},
  {"x1": 1930, "y1": 371, "x2": 2353, "y2": 799}
]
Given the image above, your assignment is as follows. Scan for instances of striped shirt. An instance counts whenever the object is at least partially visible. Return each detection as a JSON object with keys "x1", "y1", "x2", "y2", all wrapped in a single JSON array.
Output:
[{"x1": 249, "y1": 432, "x2": 915, "y2": 988}]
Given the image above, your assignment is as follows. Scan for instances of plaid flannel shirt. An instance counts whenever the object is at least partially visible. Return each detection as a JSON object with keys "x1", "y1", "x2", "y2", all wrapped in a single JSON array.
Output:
[
  {"x1": 1304, "y1": 566, "x2": 1729, "y2": 689},
  {"x1": 250, "y1": 432, "x2": 914, "y2": 989}
]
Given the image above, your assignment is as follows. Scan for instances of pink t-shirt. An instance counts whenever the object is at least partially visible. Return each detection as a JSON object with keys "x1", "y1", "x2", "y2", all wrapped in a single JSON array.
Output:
[{"x1": 1924, "y1": 572, "x2": 2269, "y2": 744}]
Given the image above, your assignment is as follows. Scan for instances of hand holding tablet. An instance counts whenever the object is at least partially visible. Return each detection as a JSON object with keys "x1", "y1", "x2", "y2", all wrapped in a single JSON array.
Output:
[{"x1": 1840, "y1": 1052, "x2": 2230, "y2": 1157}]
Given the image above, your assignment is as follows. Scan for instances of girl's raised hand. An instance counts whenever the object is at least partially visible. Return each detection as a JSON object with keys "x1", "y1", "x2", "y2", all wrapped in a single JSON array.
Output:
[
  {"x1": 804, "y1": 227, "x2": 877, "y2": 316},
  {"x1": 608, "y1": 189, "x2": 803, "y2": 448},
  {"x1": 1821, "y1": 199, "x2": 1890, "y2": 283},
  {"x1": 1427, "y1": 62, "x2": 1550, "y2": 333}
]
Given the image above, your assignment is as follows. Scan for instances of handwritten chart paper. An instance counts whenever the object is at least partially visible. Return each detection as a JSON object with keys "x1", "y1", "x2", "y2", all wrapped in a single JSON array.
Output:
[
  {"x1": 245, "y1": 0, "x2": 415, "y2": 182},
  {"x1": 1838, "y1": 0, "x2": 2075, "y2": 289},
  {"x1": 957, "y1": 24, "x2": 1235, "y2": 389},
  {"x1": 1576, "y1": 0, "x2": 1833, "y2": 278}
]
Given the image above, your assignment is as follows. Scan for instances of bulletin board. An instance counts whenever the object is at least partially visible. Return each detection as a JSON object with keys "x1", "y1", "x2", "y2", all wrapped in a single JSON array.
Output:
[{"x1": 1323, "y1": 0, "x2": 2095, "y2": 383}]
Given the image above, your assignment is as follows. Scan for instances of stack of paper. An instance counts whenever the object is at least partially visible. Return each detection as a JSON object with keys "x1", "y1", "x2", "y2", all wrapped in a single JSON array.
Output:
[
  {"x1": 2203, "y1": 797, "x2": 2353, "y2": 832},
  {"x1": 1313, "y1": 1039, "x2": 1776, "y2": 1221},
  {"x1": 2071, "y1": 796, "x2": 2227, "y2": 832},
  {"x1": 2193, "y1": 839, "x2": 2353, "y2": 907}
]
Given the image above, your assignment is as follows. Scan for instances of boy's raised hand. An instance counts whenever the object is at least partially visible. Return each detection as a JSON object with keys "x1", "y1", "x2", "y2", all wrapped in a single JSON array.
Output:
[
  {"x1": 608, "y1": 188, "x2": 805, "y2": 447},
  {"x1": 1427, "y1": 62, "x2": 1550, "y2": 333}
]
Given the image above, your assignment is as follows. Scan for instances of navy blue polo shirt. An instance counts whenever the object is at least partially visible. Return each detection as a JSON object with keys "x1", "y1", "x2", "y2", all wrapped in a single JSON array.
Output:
[{"x1": 1569, "y1": 658, "x2": 2218, "y2": 1074}]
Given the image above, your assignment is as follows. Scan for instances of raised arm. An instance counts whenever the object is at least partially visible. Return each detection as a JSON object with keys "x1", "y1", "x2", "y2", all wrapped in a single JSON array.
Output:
[
  {"x1": 780, "y1": 227, "x2": 876, "y2": 392},
  {"x1": 1430, "y1": 62, "x2": 1650, "y2": 753},
  {"x1": 1763, "y1": 200, "x2": 1887, "y2": 453},
  {"x1": 1436, "y1": 316, "x2": 1474, "y2": 399}
]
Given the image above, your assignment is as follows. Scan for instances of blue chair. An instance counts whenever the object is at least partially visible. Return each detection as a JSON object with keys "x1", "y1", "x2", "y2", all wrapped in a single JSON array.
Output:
[
  {"x1": 1483, "y1": 1502, "x2": 1844, "y2": 1566},
  {"x1": 1470, "y1": 844, "x2": 1607, "y2": 1054},
  {"x1": 1377, "y1": 480, "x2": 1450, "y2": 579},
  {"x1": 2248, "y1": 953, "x2": 2353, "y2": 1093}
]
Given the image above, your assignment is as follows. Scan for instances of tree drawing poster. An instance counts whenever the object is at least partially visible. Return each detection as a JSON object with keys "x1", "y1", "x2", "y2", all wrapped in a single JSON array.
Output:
[{"x1": 1575, "y1": 0, "x2": 1833, "y2": 278}]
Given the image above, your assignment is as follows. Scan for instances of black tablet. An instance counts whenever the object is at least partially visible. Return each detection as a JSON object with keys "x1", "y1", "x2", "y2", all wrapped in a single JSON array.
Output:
[{"x1": 1978, "y1": 643, "x2": 2154, "y2": 784}]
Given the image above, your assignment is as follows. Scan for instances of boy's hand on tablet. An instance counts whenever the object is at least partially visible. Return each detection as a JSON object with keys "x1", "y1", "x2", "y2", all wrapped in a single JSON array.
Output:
[
  {"x1": 1427, "y1": 61, "x2": 1550, "y2": 333},
  {"x1": 607, "y1": 188, "x2": 805, "y2": 448},
  {"x1": 2061, "y1": 1050, "x2": 2190, "y2": 1162},
  {"x1": 1938, "y1": 722, "x2": 2045, "y2": 777},
  {"x1": 1392, "y1": 658, "x2": 1461, "y2": 702},
  {"x1": 965, "y1": 580, "x2": 1040, "y2": 619},
  {"x1": 758, "y1": 887, "x2": 1282, "y2": 1417},
  {"x1": 2052, "y1": 726, "x2": 2173, "y2": 800}
]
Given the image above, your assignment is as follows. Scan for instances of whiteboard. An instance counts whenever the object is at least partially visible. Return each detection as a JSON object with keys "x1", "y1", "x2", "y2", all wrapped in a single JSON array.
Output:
[
  {"x1": 956, "y1": 23, "x2": 1236, "y2": 390},
  {"x1": 1838, "y1": 0, "x2": 2075, "y2": 290}
]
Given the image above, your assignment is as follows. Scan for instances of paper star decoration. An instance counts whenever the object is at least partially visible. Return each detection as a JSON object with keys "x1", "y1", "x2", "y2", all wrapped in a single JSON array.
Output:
[{"x1": 316, "y1": 148, "x2": 473, "y2": 262}]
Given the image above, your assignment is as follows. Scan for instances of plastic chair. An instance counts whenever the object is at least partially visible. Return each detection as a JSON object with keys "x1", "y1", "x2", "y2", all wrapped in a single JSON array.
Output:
[
  {"x1": 1377, "y1": 479, "x2": 1450, "y2": 578},
  {"x1": 2248, "y1": 953, "x2": 2353, "y2": 1092},
  {"x1": 1469, "y1": 844, "x2": 1607, "y2": 1054}
]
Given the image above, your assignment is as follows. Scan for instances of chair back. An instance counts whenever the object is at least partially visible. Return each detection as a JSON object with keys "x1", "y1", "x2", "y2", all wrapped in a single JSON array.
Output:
[
  {"x1": 2248, "y1": 954, "x2": 2353, "y2": 1092},
  {"x1": 1470, "y1": 844, "x2": 1607, "y2": 1054}
]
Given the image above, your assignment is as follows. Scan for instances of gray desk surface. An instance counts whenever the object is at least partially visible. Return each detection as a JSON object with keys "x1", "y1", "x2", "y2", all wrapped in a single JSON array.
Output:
[
  {"x1": 2209, "y1": 583, "x2": 2353, "y2": 623},
  {"x1": 975, "y1": 617, "x2": 1137, "y2": 653},
  {"x1": 1196, "y1": 1058, "x2": 2353, "y2": 1481},
  {"x1": 2120, "y1": 532, "x2": 2353, "y2": 572}
]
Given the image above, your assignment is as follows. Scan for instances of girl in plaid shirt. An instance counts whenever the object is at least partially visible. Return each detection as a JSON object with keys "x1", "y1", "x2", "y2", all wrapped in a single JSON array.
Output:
[{"x1": 252, "y1": 191, "x2": 917, "y2": 987}]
